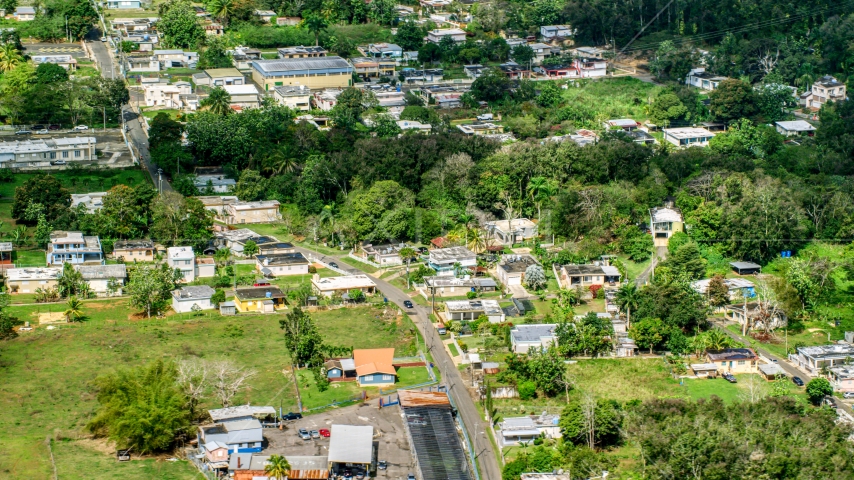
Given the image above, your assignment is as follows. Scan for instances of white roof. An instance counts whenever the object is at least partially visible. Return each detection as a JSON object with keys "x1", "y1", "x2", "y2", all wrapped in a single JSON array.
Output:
[
  {"x1": 6, "y1": 267, "x2": 62, "y2": 281},
  {"x1": 230, "y1": 200, "x2": 280, "y2": 211},
  {"x1": 486, "y1": 218, "x2": 536, "y2": 233},
  {"x1": 328, "y1": 425, "x2": 374, "y2": 464},
  {"x1": 312, "y1": 275, "x2": 376, "y2": 290},
  {"x1": 601, "y1": 265, "x2": 620, "y2": 276},
  {"x1": 775, "y1": 120, "x2": 816, "y2": 132},
  {"x1": 209, "y1": 405, "x2": 276, "y2": 422},
  {"x1": 608, "y1": 118, "x2": 638, "y2": 127},
  {"x1": 429, "y1": 28, "x2": 466, "y2": 35},
  {"x1": 167, "y1": 246, "x2": 194, "y2": 259},
  {"x1": 663, "y1": 127, "x2": 716, "y2": 139},
  {"x1": 691, "y1": 277, "x2": 755, "y2": 294},
  {"x1": 446, "y1": 299, "x2": 502, "y2": 314},
  {"x1": 758, "y1": 363, "x2": 786, "y2": 376},
  {"x1": 223, "y1": 84, "x2": 259, "y2": 95},
  {"x1": 650, "y1": 207, "x2": 682, "y2": 222}
]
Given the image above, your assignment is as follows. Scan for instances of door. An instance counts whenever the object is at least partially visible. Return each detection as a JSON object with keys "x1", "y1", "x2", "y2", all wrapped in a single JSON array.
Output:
[{"x1": 507, "y1": 276, "x2": 522, "y2": 286}]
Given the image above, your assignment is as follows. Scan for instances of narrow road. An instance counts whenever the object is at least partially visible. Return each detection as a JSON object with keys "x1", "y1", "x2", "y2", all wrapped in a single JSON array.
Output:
[
  {"x1": 86, "y1": 31, "x2": 115, "y2": 79},
  {"x1": 635, "y1": 246, "x2": 667, "y2": 285},
  {"x1": 295, "y1": 247, "x2": 501, "y2": 480}
]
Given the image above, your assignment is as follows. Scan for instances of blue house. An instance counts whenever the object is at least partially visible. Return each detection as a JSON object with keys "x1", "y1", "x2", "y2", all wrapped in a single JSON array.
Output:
[
  {"x1": 106, "y1": 0, "x2": 144, "y2": 8},
  {"x1": 325, "y1": 358, "x2": 356, "y2": 379},
  {"x1": 353, "y1": 348, "x2": 396, "y2": 387},
  {"x1": 47, "y1": 231, "x2": 104, "y2": 266},
  {"x1": 199, "y1": 419, "x2": 263, "y2": 454}
]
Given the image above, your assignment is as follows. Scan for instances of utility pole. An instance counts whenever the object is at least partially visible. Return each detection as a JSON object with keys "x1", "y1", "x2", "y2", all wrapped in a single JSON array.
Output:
[
  {"x1": 157, "y1": 168, "x2": 163, "y2": 194},
  {"x1": 102, "y1": 107, "x2": 106, "y2": 132}
]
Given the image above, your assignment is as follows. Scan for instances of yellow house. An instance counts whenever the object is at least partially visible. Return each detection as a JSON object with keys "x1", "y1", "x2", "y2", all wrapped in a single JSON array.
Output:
[
  {"x1": 649, "y1": 205, "x2": 684, "y2": 248},
  {"x1": 706, "y1": 348, "x2": 759, "y2": 374},
  {"x1": 250, "y1": 56, "x2": 354, "y2": 91},
  {"x1": 112, "y1": 239, "x2": 155, "y2": 262},
  {"x1": 233, "y1": 286, "x2": 287, "y2": 313}
]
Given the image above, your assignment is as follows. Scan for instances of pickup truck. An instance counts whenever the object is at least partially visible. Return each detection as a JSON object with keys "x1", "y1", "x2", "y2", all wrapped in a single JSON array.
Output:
[{"x1": 476, "y1": 113, "x2": 493, "y2": 121}]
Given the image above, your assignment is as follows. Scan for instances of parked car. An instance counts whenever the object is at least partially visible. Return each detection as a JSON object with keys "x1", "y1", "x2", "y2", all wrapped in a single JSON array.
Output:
[
  {"x1": 792, "y1": 376, "x2": 805, "y2": 386},
  {"x1": 50, "y1": 161, "x2": 66, "y2": 166},
  {"x1": 48, "y1": 124, "x2": 61, "y2": 130},
  {"x1": 328, "y1": 262, "x2": 339, "y2": 269},
  {"x1": 298, "y1": 428, "x2": 311, "y2": 440},
  {"x1": 310, "y1": 430, "x2": 320, "y2": 439},
  {"x1": 437, "y1": 326, "x2": 447, "y2": 335},
  {"x1": 35, "y1": 129, "x2": 48, "y2": 134},
  {"x1": 377, "y1": 460, "x2": 388, "y2": 470},
  {"x1": 355, "y1": 472, "x2": 365, "y2": 479},
  {"x1": 824, "y1": 396, "x2": 837, "y2": 408},
  {"x1": 843, "y1": 392, "x2": 854, "y2": 399},
  {"x1": 282, "y1": 412, "x2": 302, "y2": 420},
  {"x1": 32, "y1": 124, "x2": 46, "y2": 130},
  {"x1": 73, "y1": 125, "x2": 89, "y2": 131},
  {"x1": 476, "y1": 113, "x2": 493, "y2": 121},
  {"x1": 14, "y1": 130, "x2": 31, "y2": 135},
  {"x1": 100, "y1": 36, "x2": 107, "y2": 42},
  {"x1": 253, "y1": 282, "x2": 271, "y2": 287},
  {"x1": 319, "y1": 428, "x2": 330, "y2": 437},
  {"x1": 408, "y1": 474, "x2": 416, "y2": 480},
  {"x1": 723, "y1": 373, "x2": 737, "y2": 383},
  {"x1": 403, "y1": 300, "x2": 414, "y2": 309}
]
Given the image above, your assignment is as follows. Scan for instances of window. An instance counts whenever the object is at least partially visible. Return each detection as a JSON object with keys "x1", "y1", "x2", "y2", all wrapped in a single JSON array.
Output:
[
  {"x1": 62, "y1": 151, "x2": 68, "y2": 158},
  {"x1": 721, "y1": 362, "x2": 726, "y2": 366},
  {"x1": 737, "y1": 360, "x2": 745, "y2": 365},
  {"x1": 382, "y1": 374, "x2": 393, "y2": 381},
  {"x1": 363, "y1": 375, "x2": 374, "y2": 381},
  {"x1": 74, "y1": 150, "x2": 81, "y2": 158}
]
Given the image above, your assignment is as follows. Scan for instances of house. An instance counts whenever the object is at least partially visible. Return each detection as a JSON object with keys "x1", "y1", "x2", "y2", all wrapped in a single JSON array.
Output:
[
  {"x1": 359, "y1": 43, "x2": 403, "y2": 59},
  {"x1": 541, "y1": 58, "x2": 607, "y2": 79},
  {"x1": 510, "y1": 324, "x2": 558, "y2": 354},
  {"x1": 272, "y1": 85, "x2": 312, "y2": 111},
  {"x1": 200, "y1": 68, "x2": 245, "y2": 87},
  {"x1": 758, "y1": 362, "x2": 786, "y2": 380},
  {"x1": 254, "y1": 9, "x2": 276, "y2": 22},
  {"x1": 421, "y1": 276, "x2": 497, "y2": 297},
  {"x1": 312, "y1": 88, "x2": 344, "y2": 111},
  {"x1": 311, "y1": 274, "x2": 377, "y2": 298},
  {"x1": 397, "y1": 120, "x2": 432, "y2": 133},
  {"x1": 14, "y1": 6, "x2": 36, "y2": 20},
  {"x1": 486, "y1": 218, "x2": 538, "y2": 245},
  {"x1": 623, "y1": 129, "x2": 657, "y2": 145},
  {"x1": 726, "y1": 302, "x2": 787, "y2": 332},
  {"x1": 457, "y1": 123, "x2": 504, "y2": 135},
  {"x1": 5, "y1": 267, "x2": 62, "y2": 294},
  {"x1": 706, "y1": 348, "x2": 759, "y2": 374},
  {"x1": 153, "y1": 49, "x2": 198, "y2": 69},
  {"x1": 75, "y1": 264, "x2": 127, "y2": 296},
  {"x1": 328, "y1": 425, "x2": 374, "y2": 473},
  {"x1": 685, "y1": 68, "x2": 731, "y2": 91},
  {"x1": 204, "y1": 23, "x2": 224, "y2": 36},
  {"x1": 353, "y1": 348, "x2": 396, "y2": 386},
  {"x1": 105, "y1": 0, "x2": 144, "y2": 8},
  {"x1": 497, "y1": 414, "x2": 561, "y2": 447},
  {"x1": 277, "y1": 46, "x2": 328, "y2": 59},
  {"x1": 496, "y1": 254, "x2": 540, "y2": 286},
  {"x1": 691, "y1": 278, "x2": 755, "y2": 301},
  {"x1": 427, "y1": 246, "x2": 477, "y2": 276},
  {"x1": 196, "y1": 195, "x2": 239, "y2": 215},
  {"x1": 604, "y1": 119, "x2": 639, "y2": 131},
  {"x1": 829, "y1": 366, "x2": 854, "y2": 393},
  {"x1": 526, "y1": 43, "x2": 554, "y2": 64},
  {"x1": 172, "y1": 285, "x2": 215, "y2": 313},
  {"x1": 203, "y1": 440, "x2": 229, "y2": 467},
  {"x1": 230, "y1": 46, "x2": 262, "y2": 70},
  {"x1": 358, "y1": 242, "x2": 405, "y2": 266},
  {"x1": 199, "y1": 419, "x2": 263, "y2": 454},
  {"x1": 400, "y1": 68, "x2": 444, "y2": 83},
  {"x1": 662, "y1": 127, "x2": 716, "y2": 147},
  {"x1": 218, "y1": 84, "x2": 259, "y2": 110},
  {"x1": 220, "y1": 301, "x2": 236, "y2": 315},
  {"x1": 0, "y1": 137, "x2": 97, "y2": 168},
  {"x1": 70, "y1": 192, "x2": 107, "y2": 213},
  {"x1": 801, "y1": 75, "x2": 847, "y2": 110},
  {"x1": 775, "y1": 120, "x2": 816, "y2": 137},
  {"x1": 256, "y1": 253, "x2": 310, "y2": 277},
  {"x1": 276, "y1": 16, "x2": 302, "y2": 26},
  {"x1": 556, "y1": 264, "x2": 621, "y2": 289},
  {"x1": 350, "y1": 57, "x2": 396, "y2": 78},
  {"x1": 47, "y1": 231, "x2": 103, "y2": 266},
  {"x1": 540, "y1": 25, "x2": 573, "y2": 39},
  {"x1": 31, "y1": 54, "x2": 77, "y2": 71},
  {"x1": 194, "y1": 174, "x2": 236, "y2": 193},
  {"x1": 144, "y1": 82, "x2": 192, "y2": 108},
  {"x1": 790, "y1": 344, "x2": 854, "y2": 376},
  {"x1": 233, "y1": 286, "x2": 287, "y2": 313},
  {"x1": 167, "y1": 246, "x2": 196, "y2": 282},
  {"x1": 573, "y1": 46, "x2": 606, "y2": 59},
  {"x1": 445, "y1": 299, "x2": 505, "y2": 323},
  {"x1": 113, "y1": 239, "x2": 155, "y2": 262},
  {"x1": 250, "y1": 57, "x2": 354, "y2": 91},
  {"x1": 426, "y1": 28, "x2": 467, "y2": 44},
  {"x1": 325, "y1": 358, "x2": 356, "y2": 379},
  {"x1": 649, "y1": 205, "x2": 684, "y2": 247},
  {"x1": 730, "y1": 261, "x2": 761, "y2": 275},
  {"x1": 126, "y1": 56, "x2": 160, "y2": 73},
  {"x1": 222, "y1": 200, "x2": 282, "y2": 224},
  {"x1": 230, "y1": 454, "x2": 329, "y2": 480},
  {"x1": 0, "y1": 242, "x2": 11, "y2": 266},
  {"x1": 123, "y1": 31, "x2": 159, "y2": 52}
]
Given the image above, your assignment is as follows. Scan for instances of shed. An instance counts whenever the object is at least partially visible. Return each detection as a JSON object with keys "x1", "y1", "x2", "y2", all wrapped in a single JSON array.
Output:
[
  {"x1": 328, "y1": 425, "x2": 374, "y2": 472},
  {"x1": 220, "y1": 301, "x2": 236, "y2": 315},
  {"x1": 482, "y1": 362, "x2": 500, "y2": 374},
  {"x1": 730, "y1": 261, "x2": 761, "y2": 275},
  {"x1": 691, "y1": 363, "x2": 719, "y2": 378},
  {"x1": 758, "y1": 363, "x2": 786, "y2": 380}
]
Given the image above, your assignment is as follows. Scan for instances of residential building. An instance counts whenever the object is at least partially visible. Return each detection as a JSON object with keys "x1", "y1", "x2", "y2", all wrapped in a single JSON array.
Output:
[
  {"x1": 497, "y1": 414, "x2": 561, "y2": 447},
  {"x1": 209, "y1": 405, "x2": 278, "y2": 425},
  {"x1": 350, "y1": 57, "x2": 396, "y2": 78},
  {"x1": 276, "y1": 16, "x2": 301, "y2": 26},
  {"x1": 75, "y1": 264, "x2": 127, "y2": 296},
  {"x1": 457, "y1": 123, "x2": 504, "y2": 135},
  {"x1": 649, "y1": 205, "x2": 684, "y2": 247},
  {"x1": 167, "y1": 246, "x2": 196, "y2": 282},
  {"x1": 254, "y1": 9, "x2": 275, "y2": 22},
  {"x1": 604, "y1": 118, "x2": 639, "y2": 131},
  {"x1": 726, "y1": 302, "x2": 787, "y2": 332},
  {"x1": 685, "y1": 68, "x2": 731, "y2": 91},
  {"x1": 31, "y1": 54, "x2": 77, "y2": 71},
  {"x1": 196, "y1": 195, "x2": 239, "y2": 215},
  {"x1": 5, "y1": 267, "x2": 62, "y2": 293},
  {"x1": 358, "y1": 242, "x2": 405, "y2": 266},
  {"x1": 730, "y1": 261, "x2": 761, "y2": 275},
  {"x1": 214, "y1": 230, "x2": 292, "y2": 256},
  {"x1": 486, "y1": 218, "x2": 538, "y2": 245},
  {"x1": 70, "y1": 192, "x2": 107, "y2": 213},
  {"x1": 144, "y1": 82, "x2": 192, "y2": 108},
  {"x1": 113, "y1": 239, "x2": 155, "y2": 262},
  {"x1": 707, "y1": 348, "x2": 759, "y2": 374},
  {"x1": 194, "y1": 174, "x2": 235, "y2": 193},
  {"x1": 312, "y1": 88, "x2": 343, "y2": 111},
  {"x1": 358, "y1": 43, "x2": 403, "y2": 58},
  {"x1": 540, "y1": 25, "x2": 573, "y2": 39},
  {"x1": 204, "y1": 23, "x2": 224, "y2": 36},
  {"x1": 105, "y1": 0, "x2": 144, "y2": 8},
  {"x1": 199, "y1": 419, "x2": 263, "y2": 454},
  {"x1": 556, "y1": 264, "x2": 621, "y2": 288},
  {"x1": 251, "y1": 56, "x2": 354, "y2": 91},
  {"x1": 496, "y1": 254, "x2": 539, "y2": 287},
  {"x1": 324, "y1": 358, "x2": 356, "y2": 379},
  {"x1": 623, "y1": 129, "x2": 657, "y2": 145},
  {"x1": 829, "y1": 366, "x2": 854, "y2": 393},
  {"x1": 14, "y1": 6, "x2": 36, "y2": 20},
  {"x1": 230, "y1": 46, "x2": 261, "y2": 69},
  {"x1": 311, "y1": 274, "x2": 376, "y2": 297},
  {"x1": 153, "y1": 49, "x2": 197, "y2": 68},
  {"x1": 172, "y1": 285, "x2": 215, "y2": 313},
  {"x1": 0, "y1": 137, "x2": 97, "y2": 168},
  {"x1": 526, "y1": 43, "x2": 554, "y2": 64},
  {"x1": 199, "y1": 68, "x2": 245, "y2": 87},
  {"x1": 427, "y1": 246, "x2": 477, "y2": 276},
  {"x1": 790, "y1": 344, "x2": 854, "y2": 376},
  {"x1": 540, "y1": 57, "x2": 605, "y2": 79},
  {"x1": 691, "y1": 278, "x2": 755, "y2": 301},
  {"x1": 400, "y1": 68, "x2": 444, "y2": 83},
  {"x1": 573, "y1": 46, "x2": 606, "y2": 59},
  {"x1": 233, "y1": 286, "x2": 286, "y2": 313},
  {"x1": 256, "y1": 253, "x2": 310, "y2": 277},
  {"x1": 123, "y1": 31, "x2": 159, "y2": 51},
  {"x1": 220, "y1": 84, "x2": 261, "y2": 110},
  {"x1": 272, "y1": 85, "x2": 312, "y2": 111},
  {"x1": 801, "y1": 75, "x2": 847, "y2": 110},
  {"x1": 499, "y1": 61, "x2": 531, "y2": 79},
  {"x1": 353, "y1": 348, "x2": 396, "y2": 386},
  {"x1": 445, "y1": 299, "x2": 505, "y2": 323},
  {"x1": 662, "y1": 127, "x2": 716, "y2": 147},
  {"x1": 397, "y1": 119, "x2": 432, "y2": 133},
  {"x1": 757, "y1": 362, "x2": 786, "y2": 380},
  {"x1": 510, "y1": 324, "x2": 558, "y2": 354},
  {"x1": 775, "y1": 120, "x2": 816, "y2": 137},
  {"x1": 426, "y1": 28, "x2": 467, "y2": 44},
  {"x1": 47, "y1": 231, "x2": 103, "y2": 266},
  {"x1": 421, "y1": 276, "x2": 497, "y2": 297},
  {"x1": 277, "y1": 46, "x2": 328, "y2": 59},
  {"x1": 222, "y1": 200, "x2": 281, "y2": 224},
  {"x1": 126, "y1": 55, "x2": 160, "y2": 73},
  {"x1": 0, "y1": 242, "x2": 11, "y2": 266}
]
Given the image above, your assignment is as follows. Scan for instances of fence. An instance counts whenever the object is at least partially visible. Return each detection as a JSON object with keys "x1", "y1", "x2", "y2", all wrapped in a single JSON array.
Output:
[
  {"x1": 348, "y1": 252, "x2": 382, "y2": 269},
  {"x1": 186, "y1": 449, "x2": 217, "y2": 480},
  {"x1": 304, "y1": 390, "x2": 367, "y2": 412}
]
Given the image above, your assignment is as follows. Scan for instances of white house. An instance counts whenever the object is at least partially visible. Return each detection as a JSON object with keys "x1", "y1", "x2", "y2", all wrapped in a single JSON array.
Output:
[
  {"x1": 426, "y1": 28, "x2": 467, "y2": 44},
  {"x1": 486, "y1": 218, "x2": 538, "y2": 245},
  {"x1": 498, "y1": 414, "x2": 561, "y2": 447},
  {"x1": 445, "y1": 299, "x2": 505, "y2": 323},
  {"x1": 774, "y1": 120, "x2": 816, "y2": 137},
  {"x1": 193, "y1": 174, "x2": 235, "y2": 193},
  {"x1": 172, "y1": 285, "x2": 215, "y2": 313},
  {"x1": 273, "y1": 85, "x2": 312, "y2": 111},
  {"x1": 789, "y1": 344, "x2": 854, "y2": 376},
  {"x1": 685, "y1": 68, "x2": 731, "y2": 91},
  {"x1": 70, "y1": 192, "x2": 107, "y2": 213},
  {"x1": 311, "y1": 274, "x2": 377, "y2": 298},
  {"x1": 74, "y1": 264, "x2": 127, "y2": 296},
  {"x1": 649, "y1": 205, "x2": 684, "y2": 247},
  {"x1": 428, "y1": 246, "x2": 477, "y2": 276},
  {"x1": 14, "y1": 6, "x2": 36, "y2": 20},
  {"x1": 166, "y1": 246, "x2": 214, "y2": 282},
  {"x1": 510, "y1": 324, "x2": 558, "y2": 354},
  {"x1": 801, "y1": 75, "x2": 847, "y2": 110},
  {"x1": 144, "y1": 82, "x2": 192, "y2": 108},
  {"x1": 256, "y1": 253, "x2": 310, "y2": 277},
  {"x1": 222, "y1": 84, "x2": 261, "y2": 109},
  {"x1": 31, "y1": 54, "x2": 78, "y2": 71},
  {"x1": 662, "y1": 127, "x2": 716, "y2": 147},
  {"x1": 540, "y1": 25, "x2": 573, "y2": 39},
  {"x1": 496, "y1": 254, "x2": 540, "y2": 287}
]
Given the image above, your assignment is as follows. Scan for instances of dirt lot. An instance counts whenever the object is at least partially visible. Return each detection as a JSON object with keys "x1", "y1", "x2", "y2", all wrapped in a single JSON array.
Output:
[{"x1": 266, "y1": 402, "x2": 416, "y2": 480}]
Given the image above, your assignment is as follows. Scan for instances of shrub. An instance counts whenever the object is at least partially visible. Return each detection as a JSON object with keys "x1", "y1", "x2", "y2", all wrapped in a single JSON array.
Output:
[
  {"x1": 518, "y1": 381, "x2": 537, "y2": 400},
  {"x1": 589, "y1": 284, "x2": 602, "y2": 298},
  {"x1": 466, "y1": 291, "x2": 477, "y2": 299},
  {"x1": 458, "y1": 341, "x2": 468, "y2": 353},
  {"x1": 308, "y1": 265, "x2": 317, "y2": 274}
]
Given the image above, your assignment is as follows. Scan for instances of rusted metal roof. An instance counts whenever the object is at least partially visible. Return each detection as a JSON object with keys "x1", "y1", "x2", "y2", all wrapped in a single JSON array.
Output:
[
  {"x1": 399, "y1": 390, "x2": 451, "y2": 408},
  {"x1": 289, "y1": 470, "x2": 329, "y2": 479}
]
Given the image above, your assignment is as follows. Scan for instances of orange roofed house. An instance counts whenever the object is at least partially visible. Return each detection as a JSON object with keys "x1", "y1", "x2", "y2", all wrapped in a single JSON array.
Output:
[{"x1": 353, "y1": 348, "x2": 396, "y2": 386}]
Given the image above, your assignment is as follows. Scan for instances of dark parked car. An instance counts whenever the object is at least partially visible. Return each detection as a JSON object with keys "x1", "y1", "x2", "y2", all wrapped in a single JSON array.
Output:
[
  {"x1": 282, "y1": 412, "x2": 302, "y2": 420},
  {"x1": 14, "y1": 130, "x2": 31, "y2": 135},
  {"x1": 723, "y1": 373, "x2": 737, "y2": 383},
  {"x1": 50, "y1": 161, "x2": 66, "y2": 166},
  {"x1": 403, "y1": 300, "x2": 414, "y2": 309},
  {"x1": 32, "y1": 124, "x2": 45, "y2": 130},
  {"x1": 377, "y1": 460, "x2": 388, "y2": 470},
  {"x1": 48, "y1": 124, "x2": 61, "y2": 130},
  {"x1": 328, "y1": 262, "x2": 339, "y2": 269},
  {"x1": 408, "y1": 474, "x2": 416, "y2": 480},
  {"x1": 792, "y1": 376, "x2": 805, "y2": 386},
  {"x1": 824, "y1": 396, "x2": 837, "y2": 408}
]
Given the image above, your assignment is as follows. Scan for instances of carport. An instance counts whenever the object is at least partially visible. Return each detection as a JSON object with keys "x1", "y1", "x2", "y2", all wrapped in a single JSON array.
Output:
[{"x1": 327, "y1": 424, "x2": 374, "y2": 476}]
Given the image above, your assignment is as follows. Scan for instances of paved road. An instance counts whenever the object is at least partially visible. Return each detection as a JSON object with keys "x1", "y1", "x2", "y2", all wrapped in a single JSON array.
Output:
[
  {"x1": 86, "y1": 31, "x2": 115, "y2": 80},
  {"x1": 635, "y1": 246, "x2": 667, "y2": 285},
  {"x1": 294, "y1": 247, "x2": 501, "y2": 480}
]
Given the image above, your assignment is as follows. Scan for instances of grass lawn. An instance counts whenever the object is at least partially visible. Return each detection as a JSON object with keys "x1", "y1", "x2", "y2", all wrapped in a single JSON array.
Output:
[
  {"x1": 164, "y1": 67, "x2": 201, "y2": 75},
  {"x1": 0, "y1": 303, "x2": 416, "y2": 478},
  {"x1": 296, "y1": 370, "x2": 367, "y2": 410},
  {"x1": 617, "y1": 255, "x2": 651, "y2": 282},
  {"x1": 562, "y1": 77, "x2": 661, "y2": 123},
  {"x1": 396, "y1": 366, "x2": 432, "y2": 387},
  {"x1": 141, "y1": 108, "x2": 181, "y2": 121},
  {"x1": 12, "y1": 249, "x2": 45, "y2": 267},
  {"x1": 74, "y1": 66, "x2": 100, "y2": 78},
  {"x1": 726, "y1": 324, "x2": 831, "y2": 359},
  {"x1": 0, "y1": 170, "x2": 152, "y2": 198},
  {"x1": 448, "y1": 343, "x2": 459, "y2": 356},
  {"x1": 340, "y1": 255, "x2": 378, "y2": 273}
]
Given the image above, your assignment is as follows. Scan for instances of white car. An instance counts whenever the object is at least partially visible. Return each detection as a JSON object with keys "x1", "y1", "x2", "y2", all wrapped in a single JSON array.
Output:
[
  {"x1": 100, "y1": 36, "x2": 107, "y2": 42},
  {"x1": 35, "y1": 129, "x2": 48, "y2": 134},
  {"x1": 73, "y1": 125, "x2": 89, "y2": 131},
  {"x1": 843, "y1": 392, "x2": 854, "y2": 399}
]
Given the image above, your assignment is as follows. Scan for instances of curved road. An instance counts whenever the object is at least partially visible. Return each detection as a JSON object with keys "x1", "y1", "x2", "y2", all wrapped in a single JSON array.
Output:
[{"x1": 296, "y1": 247, "x2": 501, "y2": 480}]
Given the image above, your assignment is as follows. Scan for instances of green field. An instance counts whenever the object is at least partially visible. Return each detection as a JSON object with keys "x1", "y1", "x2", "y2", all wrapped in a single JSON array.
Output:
[
  {"x1": 562, "y1": 77, "x2": 662, "y2": 122},
  {"x1": 339, "y1": 255, "x2": 379, "y2": 273},
  {"x1": 0, "y1": 303, "x2": 417, "y2": 478}
]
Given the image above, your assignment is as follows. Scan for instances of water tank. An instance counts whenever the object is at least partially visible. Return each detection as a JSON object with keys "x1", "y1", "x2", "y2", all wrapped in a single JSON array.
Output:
[{"x1": 265, "y1": 291, "x2": 272, "y2": 298}]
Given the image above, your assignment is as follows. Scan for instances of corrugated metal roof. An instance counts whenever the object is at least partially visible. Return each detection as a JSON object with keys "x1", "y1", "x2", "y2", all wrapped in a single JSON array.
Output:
[
  {"x1": 288, "y1": 470, "x2": 329, "y2": 479},
  {"x1": 252, "y1": 56, "x2": 353, "y2": 74},
  {"x1": 328, "y1": 425, "x2": 374, "y2": 464},
  {"x1": 399, "y1": 390, "x2": 451, "y2": 408}
]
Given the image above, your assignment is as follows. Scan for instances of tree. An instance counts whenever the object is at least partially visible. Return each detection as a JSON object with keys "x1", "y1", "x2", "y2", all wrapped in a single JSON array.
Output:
[
  {"x1": 373, "y1": 114, "x2": 401, "y2": 138},
  {"x1": 511, "y1": 45, "x2": 535, "y2": 65},
  {"x1": 806, "y1": 377, "x2": 833, "y2": 405},
  {"x1": 87, "y1": 360, "x2": 190, "y2": 454},
  {"x1": 57, "y1": 262, "x2": 86, "y2": 298},
  {"x1": 394, "y1": 20, "x2": 424, "y2": 51},
  {"x1": 330, "y1": 87, "x2": 376, "y2": 129},
  {"x1": 150, "y1": 193, "x2": 214, "y2": 251},
  {"x1": 614, "y1": 283, "x2": 640, "y2": 328},
  {"x1": 200, "y1": 86, "x2": 232, "y2": 115},
  {"x1": 348, "y1": 288, "x2": 365, "y2": 302},
  {"x1": 0, "y1": 42, "x2": 23, "y2": 72},
  {"x1": 664, "y1": 242, "x2": 706, "y2": 280},
  {"x1": 208, "y1": 0, "x2": 234, "y2": 26},
  {"x1": 242, "y1": 240, "x2": 259, "y2": 257},
  {"x1": 127, "y1": 264, "x2": 178, "y2": 318},
  {"x1": 34, "y1": 62, "x2": 68, "y2": 84},
  {"x1": 197, "y1": 36, "x2": 233, "y2": 69},
  {"x1": 158, "y1": 0, "x2": 205, "y2": 49},
  {"x1": 264, "y1": 455, "x2": 291, "y2": 480},
  {"x1": 536, "y1": 81, "x2": 563, "y2": 108},
  {"x1": 707, "y1": 275, "x2": 730, "y2": 308},
  {"x1": 629, "y1": 317, "x2": 667, "y2": 354},
  {"x1": 210, "y1": 359, "x2": 256, "y2": 407},
  {"x1": 524, "y1": 264, "x2": 546, "y2": 290},
  {"x1": 704, "y1": 328, "x2": 734, "y2": 351},
  {"x1": 63, "y1": 296, "x2": 84, "y2": 322},
  {"x1": 0, "y1": 0, "x2": 18, "y2": 16},
  {"x1": 304, "y1": 14, "x2": 328, "y2": 46},
  {"x1": 12, "y1": 174, "x2": 70, "y2": 222},
  {"x1": 0, "y1": 293, "x2": 21, "y2": 340},
  {"x1": 470, "y1": 67, "x2": 512, "y2": 102},
  {"x1": 418, "y1": 42, "x2": 442, "y2": 64},
  {"x1": 559, "y1": 398, "x2": 622, "y2": 449},
  {"x1": 279, "y1": 307, "x2": 325, "y2": 368},
  {"x1": 649, "y1": 92, "x2": 688, "y2": 127},
  {"x1": 709, "y1": 79, "x2": 757, "y2": 123},
  {"x1": 233, "y1": 169, "x2": 266, "y2": 201}
]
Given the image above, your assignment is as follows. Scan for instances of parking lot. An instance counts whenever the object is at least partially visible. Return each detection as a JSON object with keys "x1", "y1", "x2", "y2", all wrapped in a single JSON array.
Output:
[{"x1": 266, "y1": 402, "x2": 416, "y2": 480}]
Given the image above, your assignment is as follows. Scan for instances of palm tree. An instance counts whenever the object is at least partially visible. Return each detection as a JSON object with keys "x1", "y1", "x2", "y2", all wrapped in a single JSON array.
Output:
[
  {"x1": 209, "y1": 0, "x2": 234, "y2": 27},
  {"x1": 264, "y1": 454, "x2": 291, "y2": 480},
  {"x1": 319, "y1": 205, "x2": 337, "y2": 247},
  {"x1": 0, "y1": 43, "x2": 23, "y2": 73},
  {"x1": 527, "y1": 177, "x2": 548, "y2": 223},
  {"x1": 705, "y1": 329, "x2": 732, "y2": 351},
  {"x1": 615, "y1": 283, "x2": 640, "y2": 329},
  {"x1": 64, "y1": 296, "x2": 84, "y2": 323},
  {"x1": 467, "y1": 228, "x2": 487, "y2": 254},
  {"x1": 458, "y1": 212, "x2": 475, "y2": 245},
  {"x1": 214, "y1": 247, "x2": 232, "y2": 274},
  {"x1": 399, "y1": 247, "x2": 417, "y2": 288},
  {"x1": 200, "y1": 86, "x2": 232, "y2": 115},
  {"x1": 304, "y1": 14, "x2": 328, "y2": 46},
  {"x1": 264, "y1": 150, "x2": 300, "y2": 175}
]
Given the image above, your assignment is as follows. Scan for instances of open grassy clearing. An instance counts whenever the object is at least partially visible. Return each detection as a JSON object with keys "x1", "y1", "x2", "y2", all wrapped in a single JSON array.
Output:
[{"x1": 561, "y1": 77, "x2": 662, "y2": 121}]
